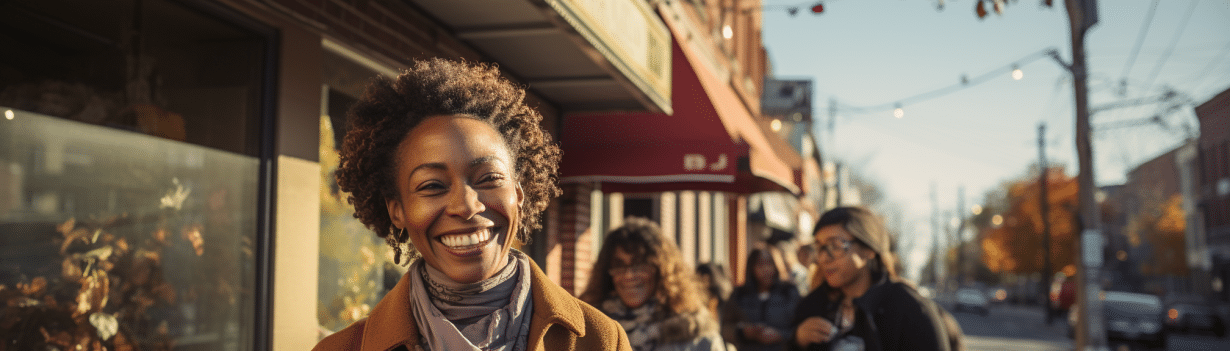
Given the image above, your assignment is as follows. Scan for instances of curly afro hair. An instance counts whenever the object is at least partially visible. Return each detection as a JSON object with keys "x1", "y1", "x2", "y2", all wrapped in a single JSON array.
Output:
[{"x1": 334, "y1": 58, "x2": 561, "y2": 256}]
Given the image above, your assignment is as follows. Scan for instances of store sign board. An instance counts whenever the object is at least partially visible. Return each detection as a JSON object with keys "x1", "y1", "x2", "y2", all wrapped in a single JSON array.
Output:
[{"x1": 548, "y1": 0, "x2": 672, "y2": 113}]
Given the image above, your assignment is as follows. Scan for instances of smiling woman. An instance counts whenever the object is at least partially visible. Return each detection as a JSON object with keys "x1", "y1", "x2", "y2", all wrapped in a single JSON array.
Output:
[
  {"x1": 580, "y1": 218, "x2": 725, "y2": 351},
  {"x1": 313, "y1": 58, "x2": 630, "y2": 351},
  {"x1": 790, "y1": 207, "x2": 954, "y2": 351}
]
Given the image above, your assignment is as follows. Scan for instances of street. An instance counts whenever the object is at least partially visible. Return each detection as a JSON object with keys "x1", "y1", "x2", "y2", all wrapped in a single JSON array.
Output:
[{"x1": 943, "y1": 303, "x2": 1230, "y2": 350}]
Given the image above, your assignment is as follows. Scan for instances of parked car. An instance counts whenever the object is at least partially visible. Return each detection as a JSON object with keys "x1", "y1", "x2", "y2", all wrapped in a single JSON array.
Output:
[
  {"x1": 953, "y1": 287, "x2": 989, "y2": 316},
  {"x1": 1165, "y1": 301, "x2": 1226, "y2": 337},
  {"x1": 1071, "y1": 291, "x2": 1166, "y2": 349}
]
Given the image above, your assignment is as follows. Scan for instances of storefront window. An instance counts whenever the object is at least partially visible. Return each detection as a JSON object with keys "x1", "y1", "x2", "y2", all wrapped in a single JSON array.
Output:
[
  {"x1": 0, "y1": 109, "x2": 260, "y2": 350},
  {"x1": 0, "y1": 0, "x2": 269, "y2": 349},
  {"x1": 318, "y1": 51, "x2": 397, "y2": 334}
]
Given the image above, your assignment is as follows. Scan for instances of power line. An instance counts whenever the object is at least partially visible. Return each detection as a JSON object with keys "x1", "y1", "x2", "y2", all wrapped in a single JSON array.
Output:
[
  {"x1": 1118, "y1": 0, "x2": 1160, "y2": 95},
  {"x1": 1139, "y1": 0, "x2": 1202, "y2": 96},
  {"x1": 831, "y1": 47, "x2": 1059, "y2": 114},
  {"x1": 1190, "y1": 41, "x2": 1230, "y2": 96}
]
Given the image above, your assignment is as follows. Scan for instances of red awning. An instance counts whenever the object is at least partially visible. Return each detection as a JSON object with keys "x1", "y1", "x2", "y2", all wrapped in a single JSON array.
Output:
[
  {"x1": 559, "y1": 110, "x2": 746, "y2": 186},
  {"x1": 559, "y1": 38, "x2": 798, "y2": 194}
]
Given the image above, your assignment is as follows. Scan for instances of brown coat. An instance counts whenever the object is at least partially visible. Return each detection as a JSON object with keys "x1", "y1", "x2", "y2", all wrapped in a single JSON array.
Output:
[{"x1": 313, "y1": 259, "x2": 631, "y2": 351}]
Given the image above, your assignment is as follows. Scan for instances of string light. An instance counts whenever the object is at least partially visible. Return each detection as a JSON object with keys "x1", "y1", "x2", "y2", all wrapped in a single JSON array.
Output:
[
  {"x1": 762, "y1": 2, "x2": 824, "y2": 17},
  {"x1": 4, "y1": 110, "x2": 12, "y2": 120},
  {"x1": 771, "y1": 118, "x2": 783, "y2": 131},
  {"x1": 722, "y1": 25, "x2": 733, "y2": 39},
  {"x1": 829, "y1": 48, "x2": 1056, "y2": 119}
]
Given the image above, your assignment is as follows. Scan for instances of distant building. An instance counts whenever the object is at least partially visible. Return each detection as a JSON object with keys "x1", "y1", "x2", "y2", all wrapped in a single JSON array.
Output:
[
  {"x1": 758, "y1": 79, "x2": 822, "y2": 243},
  {"x1": 1117, "y1": 141, "x2": 1203, "y2": 296},
  {"x1": 1197, "y1": 87, "x2": 1230, "y2": 300}
]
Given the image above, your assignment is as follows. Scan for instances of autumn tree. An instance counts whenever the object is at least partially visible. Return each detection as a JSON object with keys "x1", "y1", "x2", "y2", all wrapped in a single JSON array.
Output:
[
  {"x1": 1126, "y1": 193, "x2": 1188, "y2": 276},
  {"x1": 979, "y1": 166, "x2": 1079, "y2": 277}
]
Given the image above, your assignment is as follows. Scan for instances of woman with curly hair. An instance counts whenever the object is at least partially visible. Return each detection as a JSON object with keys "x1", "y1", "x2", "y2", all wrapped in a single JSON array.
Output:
[
  {"x1": 789, "y1": 207, "x2": 951, "y2": 351},
  {"x1": 313, "y1": 58, "x2": 630, "y2": 351},
  {"x1": 580, "y1": 217, "x2": 724, "y2": 351}
]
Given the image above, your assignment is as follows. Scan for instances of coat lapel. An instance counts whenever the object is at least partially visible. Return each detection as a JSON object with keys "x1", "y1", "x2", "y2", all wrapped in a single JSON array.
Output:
[
  {"x1": 526, "y1": 260, "x2": 585, "y2": 351},
  {"x1": 360, "y1": 270, "x2": 420, "y2": 351}
]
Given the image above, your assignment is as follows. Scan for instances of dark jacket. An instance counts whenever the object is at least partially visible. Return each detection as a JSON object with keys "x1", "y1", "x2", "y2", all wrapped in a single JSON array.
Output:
[
  {"x1": 313, "y1": 259, "x2": 631, "y2": 351},
  {"x1": 787, "y1": 274, "x2": 950, "y2": 351},
  {"x1": 723, "y1": 282, "x2": 801, "y2": 351}
]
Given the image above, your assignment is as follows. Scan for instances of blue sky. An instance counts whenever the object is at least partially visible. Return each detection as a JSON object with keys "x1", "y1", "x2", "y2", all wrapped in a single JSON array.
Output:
[{"x1": 761, "y1": 0, "x2": 1230, "y2": 280}]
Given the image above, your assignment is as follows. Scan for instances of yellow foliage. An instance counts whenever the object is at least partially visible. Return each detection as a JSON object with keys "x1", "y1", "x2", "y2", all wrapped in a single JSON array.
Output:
[
  {"x1": 1138, "y1": 194, "x2": 1188, "y2": 276},
  {"x1": 980, "y1": 167, "x2": 1078, "y2": 275}
]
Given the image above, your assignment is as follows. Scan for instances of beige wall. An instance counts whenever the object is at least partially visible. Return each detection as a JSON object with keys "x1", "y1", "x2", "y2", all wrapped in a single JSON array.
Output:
[{"x1": 273, "y1": 155, "x2": 322, "y2": 350}]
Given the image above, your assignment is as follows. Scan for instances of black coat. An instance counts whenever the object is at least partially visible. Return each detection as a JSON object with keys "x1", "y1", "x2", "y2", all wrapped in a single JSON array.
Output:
[
  {"x1": 723, "y1": 282, "x2": 801, "y2": 351},
  {"x1": 787, "y1": 274, "x2": 951, "y2": 351}
]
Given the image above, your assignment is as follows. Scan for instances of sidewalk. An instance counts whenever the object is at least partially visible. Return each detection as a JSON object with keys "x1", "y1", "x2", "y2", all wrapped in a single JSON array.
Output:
[{"x1": 965, "y1": 336, "x2": 1073, "y2": 351}]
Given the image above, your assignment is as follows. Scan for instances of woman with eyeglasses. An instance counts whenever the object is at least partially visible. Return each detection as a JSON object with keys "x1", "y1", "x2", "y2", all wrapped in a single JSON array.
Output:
[
  {"x1": 580, "y1": 217, "x2": 725, "y2": 351},
  {"x1": 721, "y1": 246, "x2": 801, "y2": 351},
  {"x1": 789, "y1": 207, "x2": 951, "y2": 351}
]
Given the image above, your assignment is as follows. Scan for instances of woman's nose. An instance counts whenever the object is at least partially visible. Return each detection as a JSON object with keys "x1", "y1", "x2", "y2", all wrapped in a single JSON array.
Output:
[{"x1": 446, "y1": 184, "x2": 486, "y2": 219}]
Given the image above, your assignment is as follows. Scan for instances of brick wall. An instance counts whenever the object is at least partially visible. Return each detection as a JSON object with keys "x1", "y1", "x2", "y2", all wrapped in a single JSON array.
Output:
[
  {"x1": 262, "y1": 0, "x2": 479, "y2": 62},
  {"x1": 1198, "y1": 89, "x2": 1230, "y2": 235},
  {"x1": 555, "y1": 182, "x2": 596, "y2": 295},
  {"x1": 245, "y1": 0, "x2": 560, "y2": 122}
]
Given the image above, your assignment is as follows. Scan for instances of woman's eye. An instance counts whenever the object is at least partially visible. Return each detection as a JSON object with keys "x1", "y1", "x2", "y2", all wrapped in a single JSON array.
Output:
[
  {"x1": 478, "y1": 173, "x2": 506, "y2": 185},
  {"x1": 416, "y1": 182, "x2": 446, "y2": 192}
]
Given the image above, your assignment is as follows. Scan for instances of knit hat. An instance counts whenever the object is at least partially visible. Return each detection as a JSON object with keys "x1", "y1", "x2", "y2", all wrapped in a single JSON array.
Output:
[{"x1": 814, "y1": 207, "x2": 891, "y2": 257}]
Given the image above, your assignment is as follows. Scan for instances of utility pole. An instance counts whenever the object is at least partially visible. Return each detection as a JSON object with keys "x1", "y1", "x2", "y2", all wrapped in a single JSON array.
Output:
[
  {"x1": 955, "y1": 186, "x2": 966, "y2": 288},
  {"x1": 1039, "y1": 122, "x2": 1054, "y2": 325},
  {"x1": 1058, "y1": 0, "x2": 1107, "y2": 349},
  {"x1": 931, "y1": 182, "x2": 942, "y2": 290},
  {"x1": 834, "y1": 163, "x2": 843, "y2": 207}
]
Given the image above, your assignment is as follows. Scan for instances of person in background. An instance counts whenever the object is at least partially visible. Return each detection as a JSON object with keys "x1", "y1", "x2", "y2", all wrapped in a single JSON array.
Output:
[
  {"x1": 313, "y1": 58, "x2": 629, "y2": 351},
  {"x1": 790, "y1": 207, "x2": 950, "y2": 351},
  {"x1": 774, "y1": 241, "x2": 811, "y2": 296},
  {"x1": 795, "y1": 242, "x2": 817, "y2": 292},
  {"x1": 723, "y1": 246, "x2": 800, "y2": 351},
  {"x1": 581, "y1": 218, "x2": 725, "y2": 351},
  {"x1": 696, "y1": 263, "x2": 738, "y2": 351},
  {"x1": 695, "y1": 262, "x2": 733, "y2": 321}
]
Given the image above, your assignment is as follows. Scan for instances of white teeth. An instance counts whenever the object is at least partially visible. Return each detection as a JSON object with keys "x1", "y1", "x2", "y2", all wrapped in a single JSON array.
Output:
[{"x1": 440, "y1": 229, "x2": 493, "y2": 249}]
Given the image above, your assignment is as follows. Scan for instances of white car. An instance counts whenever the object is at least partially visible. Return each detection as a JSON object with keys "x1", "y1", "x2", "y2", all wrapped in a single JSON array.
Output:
[
  {"x1": 1068, "y1": 291, "x2": 1167, "y2": 349},
  {"x1": 953, "y1": 288, "x2": 990, "y2": 316}
]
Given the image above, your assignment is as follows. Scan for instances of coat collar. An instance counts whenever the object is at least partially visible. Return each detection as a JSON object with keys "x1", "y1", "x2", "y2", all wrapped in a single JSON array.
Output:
[
  {"x1": 357, "y1": 256, "x2": 584, "y2": 351},
  {"x1": 852, "y1": 272, "x2": 893, "y2": 313}
]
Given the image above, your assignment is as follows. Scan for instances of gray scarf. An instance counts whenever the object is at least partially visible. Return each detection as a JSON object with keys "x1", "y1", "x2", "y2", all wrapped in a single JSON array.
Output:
[{"x1": 408, "y1": 250, "x2": 533, "y2": 351}]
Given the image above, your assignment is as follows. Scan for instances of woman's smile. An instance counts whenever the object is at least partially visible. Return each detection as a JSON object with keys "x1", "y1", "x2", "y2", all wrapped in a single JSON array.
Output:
[
  {"x1": 387, "y1": 115, "x2": 524, "y2": 284},
  {"x1": 434, "y1": 225, "x2": 501, "y2": 256}
]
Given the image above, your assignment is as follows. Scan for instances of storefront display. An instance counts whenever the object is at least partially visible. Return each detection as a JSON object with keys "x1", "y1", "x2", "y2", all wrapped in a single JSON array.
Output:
[
  {"x1": 0, "y1": 0, "x2": 271, "y2": 349},
  {"x1": 0, "y1": 109, "x2": 259, "y2": 350}
]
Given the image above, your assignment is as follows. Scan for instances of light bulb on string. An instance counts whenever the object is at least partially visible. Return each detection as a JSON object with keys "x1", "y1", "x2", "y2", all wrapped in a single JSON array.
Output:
[
  {"x1": 1012, "y1": 64, "x2": 1023, "y2": 80},
  {"x1": 722, "y1": 25, "x2": 733, "y2": 39},
  {"x1": 893, "y1": 104, "x2": 904, "y2": 119},
  {"x1": 770, "y1": 118, "x2": 783, "y2": 132}
]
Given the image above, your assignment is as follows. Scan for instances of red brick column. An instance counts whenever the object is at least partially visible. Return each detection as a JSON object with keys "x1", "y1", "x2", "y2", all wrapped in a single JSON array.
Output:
[{"x1": 553, "y1": 182, "x2": 595, "y2": 295}]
